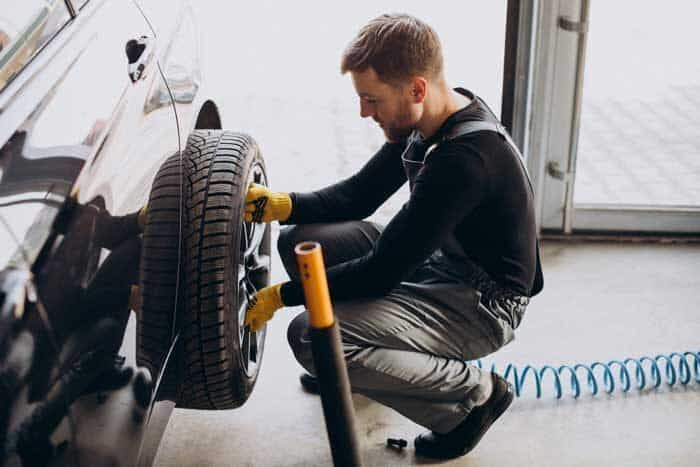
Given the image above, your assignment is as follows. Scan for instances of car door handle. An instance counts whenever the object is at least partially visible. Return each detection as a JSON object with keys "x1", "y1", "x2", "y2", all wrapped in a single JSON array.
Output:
[{"x1": 125, "y1": 35, "x2": 155, "y2": 83}]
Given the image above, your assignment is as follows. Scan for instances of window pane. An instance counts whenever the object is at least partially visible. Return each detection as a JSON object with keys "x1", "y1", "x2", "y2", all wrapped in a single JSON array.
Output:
[
  {"x1": 0, "y1": 0, "x2": 70, "y2": 91},
  {"x1": 575, "y1": 1, "x2": 700, "y2": 207}
]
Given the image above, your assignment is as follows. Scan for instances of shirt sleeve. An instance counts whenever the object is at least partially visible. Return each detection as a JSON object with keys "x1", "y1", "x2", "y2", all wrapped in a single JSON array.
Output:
[
  {"x1": 280, "y1": 143, "x2": 490, "y2": 306},
  {"x1": 283, "y1": 142, "x2": 407, "y2": 224}
]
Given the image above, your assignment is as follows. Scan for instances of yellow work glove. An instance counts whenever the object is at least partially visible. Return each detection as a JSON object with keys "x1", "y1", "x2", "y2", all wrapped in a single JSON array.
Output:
[
  {"x1": 244, "y1": 284, "x2": 284, "y2": 331},
  {"x1": 244, "y1": 183, "x2": 292, "y2": 223}
]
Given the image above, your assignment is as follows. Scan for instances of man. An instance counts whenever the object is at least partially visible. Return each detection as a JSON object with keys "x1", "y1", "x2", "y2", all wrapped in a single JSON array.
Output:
[{"x1": 244, "y1": 13, "x2": 543, "y2": 460}]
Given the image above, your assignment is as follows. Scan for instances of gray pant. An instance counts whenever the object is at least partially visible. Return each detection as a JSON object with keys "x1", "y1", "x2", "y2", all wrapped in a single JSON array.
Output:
[{"x1": 280, "y1": 221, "x2": 526, "y2": 433}]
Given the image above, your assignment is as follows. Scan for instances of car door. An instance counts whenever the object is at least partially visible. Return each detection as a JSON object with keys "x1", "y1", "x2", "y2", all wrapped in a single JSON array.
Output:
[{"x1": 0, "y1": 0, "x2": 181, "y2": 465}]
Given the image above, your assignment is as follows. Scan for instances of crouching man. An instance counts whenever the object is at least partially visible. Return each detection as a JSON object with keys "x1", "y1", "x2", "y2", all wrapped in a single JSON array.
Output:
[{"x1": 244, "y1": 13, "x2": 543, "y2": 459}]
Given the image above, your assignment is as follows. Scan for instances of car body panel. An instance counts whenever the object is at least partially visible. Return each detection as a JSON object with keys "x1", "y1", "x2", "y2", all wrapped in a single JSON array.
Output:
[{"x1": 0, "y1": 0, "x2": 209, "y2": 465}]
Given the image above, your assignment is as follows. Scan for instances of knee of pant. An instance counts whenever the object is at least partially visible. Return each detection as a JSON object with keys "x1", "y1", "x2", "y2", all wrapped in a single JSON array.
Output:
[
  {"x1": 278, "y1": 224, "x2": 326, "y2": 253},
  {"x1": 277, "y1": 225, "x2": 307, "y2": 279},
  {"x1": 277, "y1": 225, "x2": 295, "y2": 254},
  {"x1": 286, "y1": 310, "x2": 308, "y2": 351},
  {"x1": 287, "y1": 311, "x2": 315, "y2": 372}
]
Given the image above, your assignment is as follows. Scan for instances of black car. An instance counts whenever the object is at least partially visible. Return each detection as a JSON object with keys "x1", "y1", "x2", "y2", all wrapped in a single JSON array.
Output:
[{"x1": 1, "y1": 1, "x2": 271, "y2": 465}]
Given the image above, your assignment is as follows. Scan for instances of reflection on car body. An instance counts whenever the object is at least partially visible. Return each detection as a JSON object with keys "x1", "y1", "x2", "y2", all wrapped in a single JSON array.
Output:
[{"x1": 0, "y1": 0, "x2": 224, "y2": 465}]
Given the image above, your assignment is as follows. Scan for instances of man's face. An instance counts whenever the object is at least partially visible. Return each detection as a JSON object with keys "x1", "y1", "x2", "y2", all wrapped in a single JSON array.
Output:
[{"x1": 350, "y1": 68, "x2": 420, "y2": 143}]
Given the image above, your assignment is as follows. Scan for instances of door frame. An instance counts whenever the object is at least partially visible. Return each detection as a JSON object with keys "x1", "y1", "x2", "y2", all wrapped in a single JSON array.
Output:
[{"x1": 516, "y1": 0, "x2": 700, "y2": 235}]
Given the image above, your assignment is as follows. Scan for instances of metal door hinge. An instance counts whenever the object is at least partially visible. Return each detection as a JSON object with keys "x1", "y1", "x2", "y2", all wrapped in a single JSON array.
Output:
[
  {"x1": 547, "y1": 160, "x2": 572, "y2": 182},
  {"x1": 558, "y1": 16, "x2": 588, "y2": 34}
]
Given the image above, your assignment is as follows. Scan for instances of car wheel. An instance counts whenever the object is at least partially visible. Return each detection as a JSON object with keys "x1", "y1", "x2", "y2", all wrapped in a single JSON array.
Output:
[{"x1": 178, "y1": 130, "x2": 271, "y2": 409}]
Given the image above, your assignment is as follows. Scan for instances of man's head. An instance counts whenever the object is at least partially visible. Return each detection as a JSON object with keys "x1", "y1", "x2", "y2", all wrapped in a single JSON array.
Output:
[{"x1": 341, "y1": 14, "x2": 445, "y2": 142}]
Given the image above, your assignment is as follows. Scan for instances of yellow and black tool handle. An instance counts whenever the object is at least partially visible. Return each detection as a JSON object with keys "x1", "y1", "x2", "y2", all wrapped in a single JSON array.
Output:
[{"x1": 295, "y1": 242, "x2": 363, "y2": 467}]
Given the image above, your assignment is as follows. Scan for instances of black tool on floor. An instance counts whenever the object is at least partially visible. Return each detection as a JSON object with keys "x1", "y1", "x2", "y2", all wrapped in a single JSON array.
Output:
[{"x1": 386, "y1": 438, "x2": 408, "y2": 449}]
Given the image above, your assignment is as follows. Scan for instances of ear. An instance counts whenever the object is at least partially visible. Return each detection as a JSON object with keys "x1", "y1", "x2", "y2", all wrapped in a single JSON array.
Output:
[{"x1": 410, "y1": 77, "x2": 428, "y2": 103}]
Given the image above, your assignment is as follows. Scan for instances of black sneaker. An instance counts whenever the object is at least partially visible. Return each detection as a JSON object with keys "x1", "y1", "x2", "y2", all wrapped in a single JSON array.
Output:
[
  {"x1": 299, "y1": 373, "x2": 320, "y2": 394},
  {"x1": 414, "y1": 372, "x2": 514, "y2": 459}
]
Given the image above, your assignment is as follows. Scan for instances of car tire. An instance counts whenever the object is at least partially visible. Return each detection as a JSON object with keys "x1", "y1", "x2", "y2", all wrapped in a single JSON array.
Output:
[
  {"x1": 178, "y1": 130, "x2": 271, "y2": 410},
  {"x1": 137, "y1": 153, "x2": 182, "y2": 382}
]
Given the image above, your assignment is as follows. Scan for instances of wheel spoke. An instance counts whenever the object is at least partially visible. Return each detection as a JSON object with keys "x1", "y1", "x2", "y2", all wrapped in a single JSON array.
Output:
[
  {"x1": 250, "y1": 330, "x2": 258, "y2": 363},
  {"x1": 238, "y1": 297, "x2": 248, "y2": 323},
  {"x1": 243, "y1": 223, "x2": 265, "y2": 258},
  {"x1": 248, "y1": 252, "x2": 271, "y2": 274},
  {"x1": 238, "y1": 298, "x2": 250, "y2": 343},
  {"x1": 237, "y1": 264, "x2": 247, "y2": 284},
  {"x1": 251, "y1": 222, "x2": 265, "y2": 250},
  {"x1": 241, "y1": 328, "x2": 250, "y2": 372}
]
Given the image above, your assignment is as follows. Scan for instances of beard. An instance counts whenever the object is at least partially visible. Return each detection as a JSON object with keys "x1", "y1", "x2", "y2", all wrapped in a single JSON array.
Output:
[{"x1": 381, "y1": 99, "x2": 417, "y2": 143}]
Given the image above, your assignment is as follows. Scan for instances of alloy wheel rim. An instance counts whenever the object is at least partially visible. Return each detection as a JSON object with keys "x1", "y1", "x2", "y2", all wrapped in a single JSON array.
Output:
[{"x1": 237, "y1": 163, "x2": 270, "y2": 378}]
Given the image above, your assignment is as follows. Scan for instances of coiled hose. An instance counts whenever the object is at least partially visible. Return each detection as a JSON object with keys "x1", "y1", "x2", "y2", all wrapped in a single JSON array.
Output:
[{"x1": 474, "y1": 351, "x2": 700, "y2": 399}]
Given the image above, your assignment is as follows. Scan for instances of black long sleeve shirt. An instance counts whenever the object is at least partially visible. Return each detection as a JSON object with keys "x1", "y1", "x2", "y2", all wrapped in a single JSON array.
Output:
[{"x1": 280, "y1": 92, "x2": 542, "y2": 306}]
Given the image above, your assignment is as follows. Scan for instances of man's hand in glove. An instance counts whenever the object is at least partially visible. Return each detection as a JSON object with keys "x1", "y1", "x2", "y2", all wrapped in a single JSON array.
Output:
[
  {"x1": 244, "y1": 183, "x2": 292, "y2": 223},
  {"x1": 245, "y1": 284, "x2": 285, "y2": 331}
]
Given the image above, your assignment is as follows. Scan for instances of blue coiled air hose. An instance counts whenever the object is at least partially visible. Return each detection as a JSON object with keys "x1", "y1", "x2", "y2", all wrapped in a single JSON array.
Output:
[{"x1": 474, "y1": 351, "x2": 700, "y2": 399}]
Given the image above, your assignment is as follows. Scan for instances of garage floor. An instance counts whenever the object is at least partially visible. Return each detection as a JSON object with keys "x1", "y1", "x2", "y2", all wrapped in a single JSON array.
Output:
[{"x1": 153, "y1": 237, "x2": 700, "y2": 467}]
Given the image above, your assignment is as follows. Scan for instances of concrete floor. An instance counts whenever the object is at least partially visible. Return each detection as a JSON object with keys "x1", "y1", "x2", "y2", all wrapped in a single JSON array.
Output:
[{"x1": 153, "y1": 239, "x2": 700, "y2": 467}]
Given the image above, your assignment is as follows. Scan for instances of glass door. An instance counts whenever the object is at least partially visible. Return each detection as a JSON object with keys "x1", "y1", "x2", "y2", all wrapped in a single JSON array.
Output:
[{"x1": 531, "y1": 0, "x2": 700, "y2": 234}]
